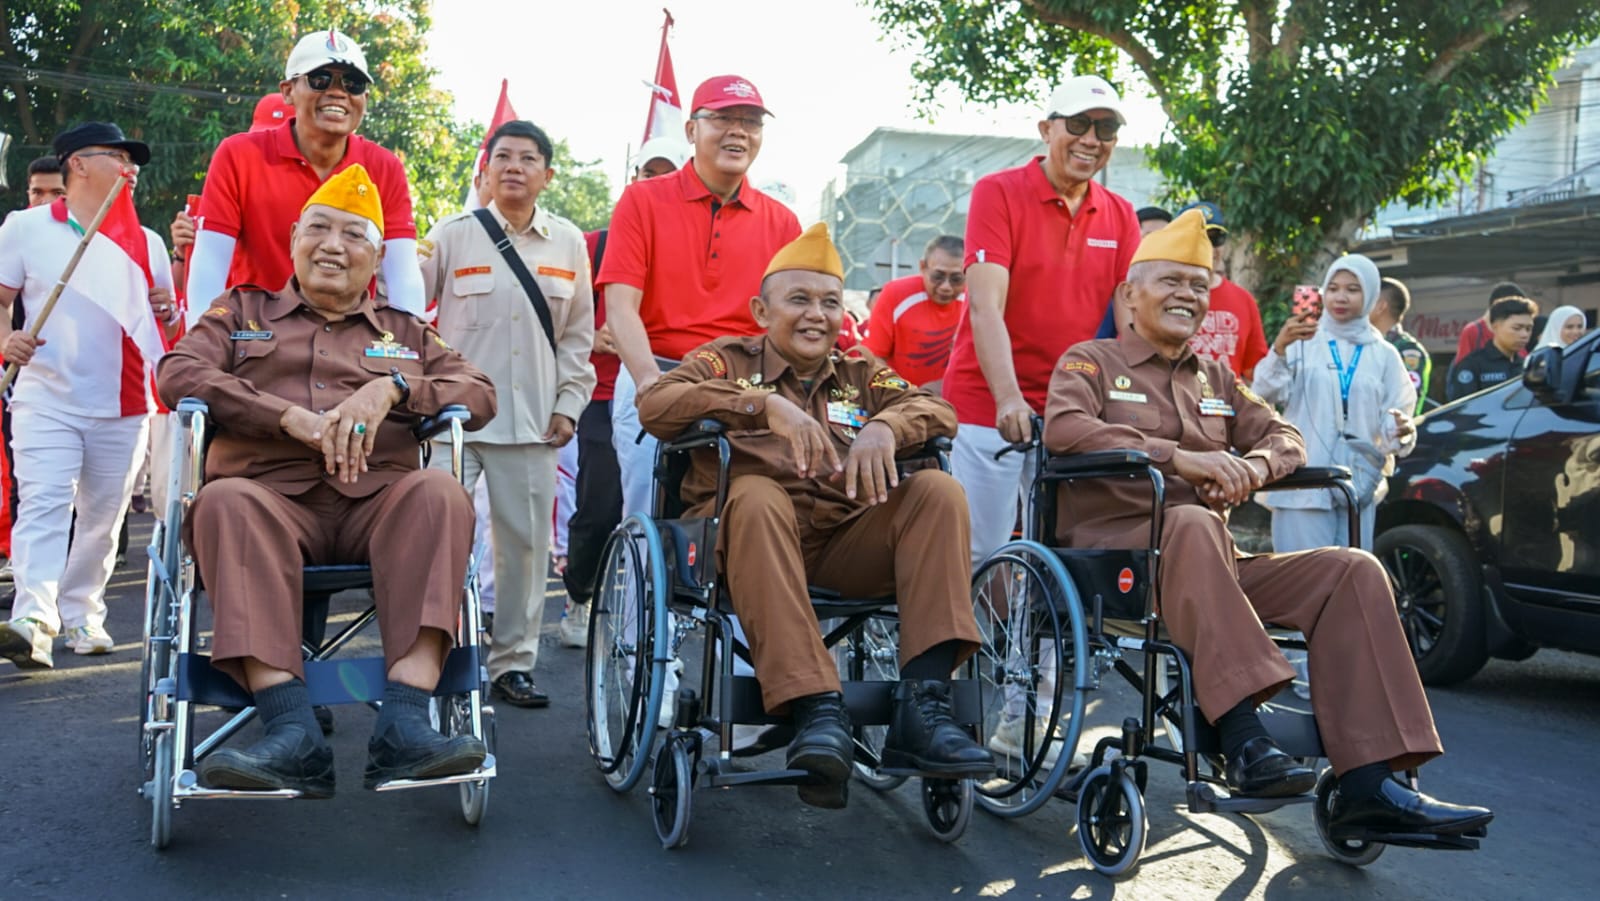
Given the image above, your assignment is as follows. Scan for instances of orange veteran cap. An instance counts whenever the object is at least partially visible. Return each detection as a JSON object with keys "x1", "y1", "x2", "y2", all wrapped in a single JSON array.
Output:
[
  {"x1": 302, "y1": 164, "x2": 384, "y2": 244},
  {"x1": 1130, "y1": 208, "x2": 1213, "y2": 270},
  {"x1": 763, "y1": 222, "x2": 844, "y2": 281}
]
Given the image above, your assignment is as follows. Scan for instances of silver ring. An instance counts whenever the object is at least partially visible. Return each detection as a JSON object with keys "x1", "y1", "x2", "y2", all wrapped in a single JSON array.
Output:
[{"x1": 353, "y1": 423, "x2": 367, "y2": 435}]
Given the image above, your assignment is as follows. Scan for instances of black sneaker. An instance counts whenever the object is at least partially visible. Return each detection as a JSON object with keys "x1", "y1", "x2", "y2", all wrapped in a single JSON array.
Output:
[
  {"x1": 197, "y1": 723, "x2": 335, "y2": 798},
  {"x1": 364, "y1": 716, "x2": 486, "y2": 789}
]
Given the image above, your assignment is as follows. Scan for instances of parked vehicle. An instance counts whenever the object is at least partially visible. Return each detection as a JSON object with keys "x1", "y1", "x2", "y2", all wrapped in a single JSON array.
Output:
[{"x1": 1375, "y1": 328, "x2": 1600, "y2": 684}]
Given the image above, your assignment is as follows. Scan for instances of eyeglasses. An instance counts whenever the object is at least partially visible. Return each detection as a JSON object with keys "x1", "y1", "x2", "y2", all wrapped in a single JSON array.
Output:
[
  {"x1": 690, "y1": 112, "x2": 764, "y2": 133},
  {"x1": 1049, "y1": 113, "x2": 1121, "y2": 142},
  {"x1": 927, "y1": 271, "x2": 965, "y2": 286},
  {"x1": 304, "y1": 68, "x2": 370, "y2": 96},
  {"x1": 73, "y1": 149, "x2": 138, "y2": 167}
]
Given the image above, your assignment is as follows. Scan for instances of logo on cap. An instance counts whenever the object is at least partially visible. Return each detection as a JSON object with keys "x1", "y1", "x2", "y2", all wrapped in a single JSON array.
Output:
[
  {"x1": 325, "y1": 30, "x2": 348, "y2": 52},
  {"x1": 1091, "y1": 87, "x2": 1106, "y2": 95},
  {"x1": 723, "y1": 80, "x2": 757, "y2": 98}
]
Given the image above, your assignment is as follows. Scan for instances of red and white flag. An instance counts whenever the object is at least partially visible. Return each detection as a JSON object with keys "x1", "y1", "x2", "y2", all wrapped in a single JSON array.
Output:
[
  {"x1": 464, "y1": 79, "x2": 519, "y2": 211},
  {"x1": 66, "y1": 182, "x2": 167, "y2": 367},
  {"x1": 640, "y1": 9, "x2": 682, "y2": 145}
]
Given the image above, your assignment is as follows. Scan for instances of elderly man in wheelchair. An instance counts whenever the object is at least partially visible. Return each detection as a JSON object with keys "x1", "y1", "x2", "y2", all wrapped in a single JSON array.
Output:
[
  {"x1": 154, "y1": 166, "x2": 498, "y2": 798},
  {"x1": 634, "y1": 223, "x2": 993, "y2": 809},
  {"x1": 1042, "y1": 210, "x2": 1491, "y2": 840}
]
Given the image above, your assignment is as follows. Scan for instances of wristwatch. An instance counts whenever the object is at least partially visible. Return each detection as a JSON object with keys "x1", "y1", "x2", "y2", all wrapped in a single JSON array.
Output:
[{"x1": 389, "y1": 368, "x2": 410, "y2": 405}]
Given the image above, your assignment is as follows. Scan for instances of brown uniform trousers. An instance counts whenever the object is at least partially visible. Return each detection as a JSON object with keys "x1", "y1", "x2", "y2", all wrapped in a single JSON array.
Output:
[
  {"x1": 640, "y1": 335, "x2": 981, "y2": 712},
  {"x1": 1046, "y1": 332, "x2": 1442, "y2": 774}
]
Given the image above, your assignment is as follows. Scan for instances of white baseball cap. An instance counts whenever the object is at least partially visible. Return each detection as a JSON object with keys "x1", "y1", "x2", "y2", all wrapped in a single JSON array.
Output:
[
  {"x1": 634, "y1": 136, "x2": 692, "y2": 171},
  {"x1": 284, "y1": 29, "x2": 372, "y2": 82},
  {"x1": 1044, "y1": 75, "x2": 1126, "y2": 124}
]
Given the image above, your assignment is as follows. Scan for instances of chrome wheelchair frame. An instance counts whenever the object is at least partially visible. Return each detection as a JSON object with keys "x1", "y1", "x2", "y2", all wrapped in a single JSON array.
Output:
[
  {"x1": 137, "y1": 398, "x2": 495, "y2": 849},
  {"x1": 584, "y1": 419, "x2": 983, "y2": 848}
]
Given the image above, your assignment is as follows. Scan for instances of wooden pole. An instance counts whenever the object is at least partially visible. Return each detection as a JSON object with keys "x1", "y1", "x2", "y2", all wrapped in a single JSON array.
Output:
[{"x1": 0, "y1": 173, "x2": 130, "y2": 394}]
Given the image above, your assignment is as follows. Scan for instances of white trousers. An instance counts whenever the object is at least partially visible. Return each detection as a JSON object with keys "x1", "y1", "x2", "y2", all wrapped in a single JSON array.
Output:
[
  {"x1": 471, "y1": 478, "x2": 496, "y2": 613},
  {"x1": 10, "y1": 404, "x2": 148, "y2": 633},
  {"x1": 951, "y1": 423, "x2": 1038, "y2": 570},
  {"x1": 1270, "y1": 504, "x2": 1376, "y2": 553},
  {"x1": 435, "y1": 442, "x2": 556, "y2": 679},
  {"x1": 610, "y1": 366, "x2": 658, "y2": 519}
]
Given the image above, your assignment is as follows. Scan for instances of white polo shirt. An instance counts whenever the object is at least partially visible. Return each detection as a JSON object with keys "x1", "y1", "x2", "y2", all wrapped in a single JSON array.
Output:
[{"x1": 0, "y1": 200, "x2": 170, "y2": 418}]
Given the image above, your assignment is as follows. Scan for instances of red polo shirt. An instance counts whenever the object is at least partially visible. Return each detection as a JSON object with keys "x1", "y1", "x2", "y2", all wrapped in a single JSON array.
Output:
[
  {"x1": 943, "y1": 158, "x2": 1139, "y2": 426},
  {"x1": 1189, "y1": 277, "x2": 1267, "y2": 379},
  {"x1": 596, "y1": 163, "x2": 800, "y2": 360},
  {"x1": 863, "y1": 273, "x2": 966, "y2": 386},
  {"x1": 196, "y1": 120, "x2": 416, "y2": 292}
]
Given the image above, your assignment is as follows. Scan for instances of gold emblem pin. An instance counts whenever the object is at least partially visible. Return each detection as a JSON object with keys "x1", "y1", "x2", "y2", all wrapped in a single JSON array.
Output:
[{"x1": 1114, "y1": 375, "x2": 1132, "y2": 390}]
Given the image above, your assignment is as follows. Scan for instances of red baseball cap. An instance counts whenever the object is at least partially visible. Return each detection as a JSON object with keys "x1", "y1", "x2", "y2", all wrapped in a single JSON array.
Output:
[
  {"x1": 250, "y1": 93, "x2": 293, "y2": 132},
  {"x1": 689, "y1": 75, "x2": 772, "y2": 116}
]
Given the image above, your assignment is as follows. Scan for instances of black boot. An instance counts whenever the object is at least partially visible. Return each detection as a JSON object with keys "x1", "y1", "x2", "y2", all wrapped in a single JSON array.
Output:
[
  {"x1": 881, "y1": 679, "x2": 994, "y2": 777},
  {"x1": 364, "y1": 681, "x2": 486, "y2": 789},
  {"x1": 785, "y1": 691, "x2": 852, "y2": 809}
]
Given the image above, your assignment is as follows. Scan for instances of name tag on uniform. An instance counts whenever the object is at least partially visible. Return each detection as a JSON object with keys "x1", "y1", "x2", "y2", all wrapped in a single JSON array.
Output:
[
  {"x1": 1199, "y1": 398, "x2": 1235, "y2": 417},
  {"x1": 1108, "y1": 390, "x2": 1147, "y2": 403},
  {"x1": 229, "y1": 330, "x2": 273, "y2": 341},
  {"x1": 826, "y1": 401, "x2": 867, "y2": 428}
]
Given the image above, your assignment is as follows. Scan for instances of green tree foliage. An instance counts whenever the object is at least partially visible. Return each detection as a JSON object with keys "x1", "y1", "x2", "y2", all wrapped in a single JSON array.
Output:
[
  {"x1": 541, "y1": 139, "x2": 614, "y2": 233},
  {"x1": 867, "y1": 0, "x2": 1600, "y2": 313},
  {"x1": 0, "y1": 0, "x2": 477, "y2": 234}
]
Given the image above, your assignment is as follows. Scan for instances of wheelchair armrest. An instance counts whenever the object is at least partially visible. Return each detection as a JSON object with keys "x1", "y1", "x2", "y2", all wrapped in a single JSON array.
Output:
[
  {"x1": 1045, "y1": 449, "x2": 1154, "y2": 477},
  {"x1": 412, "y1": 404, "x2": 471, "y2": 442},
  {"x1": 175, "y1": 397, "x2": 210, "y2": 416},
  {"x1": 661, "y1": 418, "x2": 728, "y2": 454},
  {"x1": 897, "y1": 435, "x2": 952, "y2": 460},
  {"x1": 1258, "y1": 465, "x2": 1353, "y2": 492}
]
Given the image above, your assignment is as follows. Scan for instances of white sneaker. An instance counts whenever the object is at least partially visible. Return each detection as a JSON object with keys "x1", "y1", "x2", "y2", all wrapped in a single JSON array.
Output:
[
  {"x1": 658, "y1": 658, "x2": 684, "y2": 729},
  {"x1": 558, "y1": 600, "x2": 589, "y2": 649},
  {"x1": 65, "y1": 624, "x2": 114, "y2": 656},
  {"x1": 988, "y1": 715, "x2": 1082, "y2": 770},
  {"x1": 0, "y1": 618, "x2": 55, "y2": 668}
]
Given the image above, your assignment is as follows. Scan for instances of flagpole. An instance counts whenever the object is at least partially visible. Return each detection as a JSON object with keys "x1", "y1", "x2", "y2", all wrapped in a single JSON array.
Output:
[{"x1": 0, "y1": 173, "x2": 130, "y2": 393}]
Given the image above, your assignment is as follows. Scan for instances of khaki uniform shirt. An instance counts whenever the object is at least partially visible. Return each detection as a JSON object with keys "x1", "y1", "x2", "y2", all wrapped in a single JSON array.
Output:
[
  {"x1": 419, "y1": 202, "x2": 596, "y2": 444},
  {"x1": 637, "y1": 336, "x2": 958, "y2": 531},
  {"x1": 156, "y1": 281, "x2": 498, "y2": 498},
  {"x1": 1042, "y1": 330, "x2": 1305, "y2": 544}
]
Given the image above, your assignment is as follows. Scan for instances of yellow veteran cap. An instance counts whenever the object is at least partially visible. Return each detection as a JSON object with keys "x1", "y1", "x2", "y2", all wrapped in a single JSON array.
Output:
[
  {"x1": 764, "y1": 222, "x2": 845, "y2": 281},
  {"x1": 302, "y1": 164, "x2": 384, "y2": 245},
  {"x1": 1130, "y1": 207, "x2": 1212, "y2": 270}
]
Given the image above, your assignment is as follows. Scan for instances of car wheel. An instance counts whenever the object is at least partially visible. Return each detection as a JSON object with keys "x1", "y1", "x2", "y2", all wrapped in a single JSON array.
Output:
[{"x1": 1374, "y1": 524, "x2": 1488, "y2": 685}]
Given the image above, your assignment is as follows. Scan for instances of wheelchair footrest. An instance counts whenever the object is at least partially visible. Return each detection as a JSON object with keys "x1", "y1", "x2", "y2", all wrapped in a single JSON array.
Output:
[
  {"x1": 371, "y1": 755, "x2": 497, "y2": 792},
  {"x1": 703, "y1": 765, "x2": 817, "y2": 789},
  {"x1": 175, "y1": 769, "x2": 302, "y2": 800},
  {"x1": 1344, "y1": 829, "x2": 1483, "y2": 851},
  {"x1": 1188, "y1": 780, "x2": 1315, "y2": 815}
]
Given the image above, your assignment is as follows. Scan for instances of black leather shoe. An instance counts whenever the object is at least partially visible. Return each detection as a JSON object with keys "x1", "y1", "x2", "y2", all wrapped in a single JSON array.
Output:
[
  {"x1": 1225, "y1": 736, "x2": 1317, "y2": 798},
  {"x1": 786, "y1": 691, "x2": 852, "y2": 809},
  {"x1": 313, "y1": 705, "x2": 335, "y2": 735},
  {"x1": 1328, "y1": 778, "x2": 1493, "y2": 839},
  {"x1": 198, "y1": 723, "x2": 335, "y2": 798},
  {"x1": 364, "y1": 715, "x2": 487, "y2": 789},
  {"x1": 491, "y1": 671, "x2": 549, "y2": 708},
  {"x1": 881, "y1": 679, "x2": 995, "y2": 777}
]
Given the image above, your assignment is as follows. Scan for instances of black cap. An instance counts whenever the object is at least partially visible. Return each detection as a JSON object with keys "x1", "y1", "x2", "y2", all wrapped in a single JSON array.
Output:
[
  {"x1": 1135, "y1": 206, "x2": 1172, "y2": 225},
  {"x1": 53, "y1": 122, "x2": 151, "y2": 166}
]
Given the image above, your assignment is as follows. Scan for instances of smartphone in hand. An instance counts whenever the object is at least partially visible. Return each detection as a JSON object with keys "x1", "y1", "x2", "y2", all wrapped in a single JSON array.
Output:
[{"x1": 1292, "y1": 284, "x2": 1322, "y2": 320}]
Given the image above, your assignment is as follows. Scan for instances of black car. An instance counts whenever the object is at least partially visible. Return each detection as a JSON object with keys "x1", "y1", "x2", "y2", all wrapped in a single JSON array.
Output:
[{"x1": 1375, "y1": 327, "x2": 1600, "y2": 684}]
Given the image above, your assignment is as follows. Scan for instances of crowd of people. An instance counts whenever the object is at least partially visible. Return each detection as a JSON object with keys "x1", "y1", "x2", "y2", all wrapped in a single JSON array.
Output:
[{"x1": 7, "y1": 23, "x2": 1587, "y2": 836}]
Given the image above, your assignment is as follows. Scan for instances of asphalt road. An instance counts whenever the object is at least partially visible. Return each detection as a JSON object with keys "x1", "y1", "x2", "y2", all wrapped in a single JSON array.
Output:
[{"x1": 2, "y1": 515, "x2": 1596, "y2": 900}]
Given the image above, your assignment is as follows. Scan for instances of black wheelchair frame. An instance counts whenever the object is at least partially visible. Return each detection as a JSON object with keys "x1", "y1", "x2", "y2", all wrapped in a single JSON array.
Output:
[
  {"x1": 137, "y1": 399, "x2": 495, "y2": 849},
  {"x1": 583, "y1": 418, "x2": 984, "y2": 848}
]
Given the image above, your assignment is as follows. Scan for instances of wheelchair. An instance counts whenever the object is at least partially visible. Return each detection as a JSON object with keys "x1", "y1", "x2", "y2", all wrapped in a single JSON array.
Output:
[
  {"x1": 968, "y1": 424, "x2": 1487, "y2": 875},
  {"x1": 584, "y1": 419, "x2": 983, "y2": 848},
  {"x1": 137, "y1": 398, "x2": 495, "y2": 849}
]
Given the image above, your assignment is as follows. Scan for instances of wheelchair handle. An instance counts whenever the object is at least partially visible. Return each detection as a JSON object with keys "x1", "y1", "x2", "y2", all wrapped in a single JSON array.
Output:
[
  {"x1": 413, "y1": 404, "x2": 471, "y2": 442},
  {"x1": 993, "y1": 413, "x2": 1045, "y2": 460}
]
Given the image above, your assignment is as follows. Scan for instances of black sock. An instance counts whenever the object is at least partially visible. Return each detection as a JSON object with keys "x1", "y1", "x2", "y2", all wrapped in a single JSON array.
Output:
[
  {"x1": 1338, "y1": 762, "x2": 1392, "y2": 800},
  {"x1": 375, "y1": 681, "x2": 431, "y2": 733},
  {"x1": 1214, "y1": 698, "x2": 1269, "y2": 760},
  {"x1": 900, "y1": 640, "x2": 961, "y2": 682},
  {"x1": 255, "y1": 678, "x2": 321, "y2": 738}
]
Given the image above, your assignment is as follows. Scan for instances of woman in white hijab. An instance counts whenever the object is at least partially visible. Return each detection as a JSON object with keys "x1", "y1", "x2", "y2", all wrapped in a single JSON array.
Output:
[
  {"x1": 1252, "y1": 254, "x2": 1417, "y2": 552},
  {"x1": 1538, "y1": 305, "x2": 1587, "y2": 348}
]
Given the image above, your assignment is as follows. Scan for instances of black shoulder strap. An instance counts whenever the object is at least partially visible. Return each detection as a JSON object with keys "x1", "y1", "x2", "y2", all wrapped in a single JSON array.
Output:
[
  {"x1": 472, "y1": 208, "x2": 556, "y2": 350},
  {"x1": 593, "y1": 228, "x2": 608, "y2": 273}
]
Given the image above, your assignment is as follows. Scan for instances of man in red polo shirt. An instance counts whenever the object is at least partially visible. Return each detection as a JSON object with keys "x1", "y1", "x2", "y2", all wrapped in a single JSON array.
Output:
[
  {"x1": 185, "y1": 29, "x2": 423, "y2": 324},
  {"x1": 1179, "y1": 201, "x2": 1268, "y2": 380},
  {"x1": 598, "y1": 74, "x2": 801, "y2": 520},
  {"x1": 944, "y1": 75, "x2": 1141, "y2": 569},
  {"x1": 863, "y1": 234, "x2": 966, "y2": 391}
]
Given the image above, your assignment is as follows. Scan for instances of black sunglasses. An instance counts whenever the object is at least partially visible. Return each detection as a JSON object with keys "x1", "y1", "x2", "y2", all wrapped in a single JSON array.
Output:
[
  {"x1": 1049, "y1": 113, "x2": 1121, "y2": 142},
  {"x1": 304, "y1": 68, "x2": 370, "y2": 96}
]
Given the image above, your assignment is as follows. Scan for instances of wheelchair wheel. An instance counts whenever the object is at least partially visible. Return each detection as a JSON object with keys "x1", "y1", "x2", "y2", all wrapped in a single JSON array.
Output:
[
  {"x1": 586, "y1": 514, "x2": 668, "y2": 794},
  {"x1": 831, "y1": 616, "x2": 908, "y2": 791},
  {"x1": 970, "y1": 542, "x2": 1088, "y2": 818},
  {"x1": 921, "y1": 778, "x2": 973, "y2": 843},
  {"x1": 1076, "y1": 765, "x2": 1147, "y2": 877},
  {"x1": 651, "y1": 735, "x2": 694, "y2": 849},
  {"x1": 435, "y1": 694, "x2": 492, "y2": 826},
  {"x1": 148, "y1": 730, "x2": 175, "y2": 850},
  {"x1": 1312, "y1": 768, "x2": 1385, "y2": 866}
]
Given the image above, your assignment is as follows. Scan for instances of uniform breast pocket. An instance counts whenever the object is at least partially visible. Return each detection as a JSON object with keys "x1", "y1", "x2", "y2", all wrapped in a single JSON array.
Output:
[
  {"x1": 451, "y1": 271, "x2": 496, "y2": 329},
  {"x1": 533, "y1": 273, "x2": 575, "y2": 330},
  {"x1": 1195, "y1": 414, "x2": 1229, "y2": 445},
  {"x1": 1104, "y1": 400, "x2": 1161, "y2": 433},
  {"x1": 230, "y1": 338, "x2": 278, "y2": 371}
]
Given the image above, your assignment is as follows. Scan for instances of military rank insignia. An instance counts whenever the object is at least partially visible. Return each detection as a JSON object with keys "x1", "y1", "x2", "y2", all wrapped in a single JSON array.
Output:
[
  {"x1": 365, "y1": 330, "x2": 420, "y2": 360},
  {"x1": 869, "y1": 370, "x2": 909, "y2": 391},
  {"x1": 693, "y1": 349, "x2": 728, "y2": 378},
  {"x1": 1236, "y1": 383, "x2": 1270, "y2": 408},
  {"x1": 1061, "y1": 360, "x2": 1099, "y2": 376}
]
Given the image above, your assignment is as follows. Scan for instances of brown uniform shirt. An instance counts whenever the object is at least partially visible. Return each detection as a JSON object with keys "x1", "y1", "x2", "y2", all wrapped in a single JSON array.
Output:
[
  {"x1": 156, "y1": 280, "x2": 497, "y2": 498},
  {"x1": 636, "y1": 335, "x2": 958, "y2": 530},
  {"x1": 1043, "y1": 330, "x2": 1305, "y2": 543}
]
